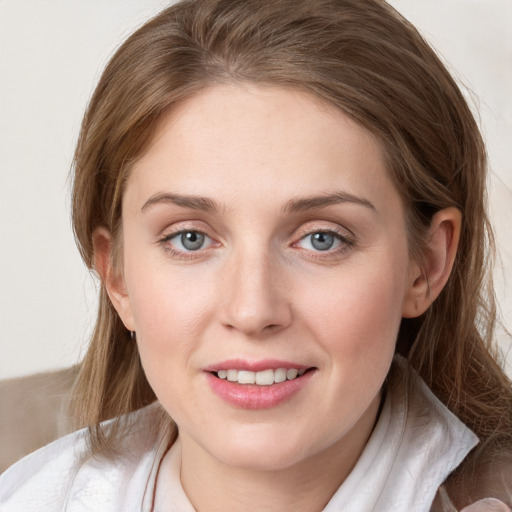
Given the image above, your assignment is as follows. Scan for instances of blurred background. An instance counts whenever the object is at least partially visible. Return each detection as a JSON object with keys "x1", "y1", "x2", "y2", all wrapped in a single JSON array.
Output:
[{"x1": 0, "y1": 0, "x2": 511, "y2": 469}]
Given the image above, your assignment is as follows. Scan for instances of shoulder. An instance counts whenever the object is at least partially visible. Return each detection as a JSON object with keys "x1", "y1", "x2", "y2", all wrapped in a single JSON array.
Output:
[
  {"x1": 389, "y1": 358, "x2": 512, "y2": 511},
  {"x1": 438, "y1": 446, "x2": 512, "y2": 511},
  {"x1": 0, "y1": 427, "x2": 88, "y2": 511},
  {"x1": 0, "y1": 402, "x2": 171, "y2": 512},
  {"x1": 368, "y1": 357, "x2": 479, "y2": 510}
]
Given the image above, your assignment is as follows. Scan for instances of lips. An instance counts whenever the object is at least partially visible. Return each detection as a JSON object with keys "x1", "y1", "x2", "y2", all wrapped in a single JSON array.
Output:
[
  {"x1": 204, "y1": 358, "x2": 311, "y2": 373},
  {"x1": 204, "y1": 360, "x2": 316, "y2": 409}
]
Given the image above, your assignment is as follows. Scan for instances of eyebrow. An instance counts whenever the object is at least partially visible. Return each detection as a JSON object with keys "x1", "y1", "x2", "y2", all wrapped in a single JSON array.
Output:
[
  {"x1": 140, "y1": 190, "x2": 376, "y2": 214},
  {"x1": 282, "y1": 192, "x2": 376, "y2": 213},
  {"x1": 141, "y1": 192, "x2": 218, "y2": 213}
]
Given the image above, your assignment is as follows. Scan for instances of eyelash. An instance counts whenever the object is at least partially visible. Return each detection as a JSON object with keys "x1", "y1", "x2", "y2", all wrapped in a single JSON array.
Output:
[
  {"x1": 158, "y1": 226, "x2": 355, "y2": 260},
  {"x1": 292, "y1": 228, "x2": 355, "y2": 258}
]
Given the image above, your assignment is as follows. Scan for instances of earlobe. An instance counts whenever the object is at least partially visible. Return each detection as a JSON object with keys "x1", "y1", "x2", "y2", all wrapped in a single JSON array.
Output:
[
  {"x1": 402, "y1": 207, "x2": 462, "y2": 318},
  {"x1": 92, "y1": 227, "x2": 136, "y2": 331}
]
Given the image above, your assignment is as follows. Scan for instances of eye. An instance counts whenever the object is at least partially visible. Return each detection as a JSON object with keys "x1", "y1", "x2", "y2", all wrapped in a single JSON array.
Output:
[
  {"x1": 310, "y1": 232, "x2": 337, "y2": 251},
  {"x1": 296, "y1": 231, "x2": 347, "y2": 252},
  {"x1": 165, "y1": 230, "x2": 213, "y2": 252}
]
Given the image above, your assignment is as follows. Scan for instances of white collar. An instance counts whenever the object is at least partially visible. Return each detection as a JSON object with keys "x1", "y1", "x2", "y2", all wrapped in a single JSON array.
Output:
[{"x1": 323, "y1": 357, "x2": 478, "y2": 511}]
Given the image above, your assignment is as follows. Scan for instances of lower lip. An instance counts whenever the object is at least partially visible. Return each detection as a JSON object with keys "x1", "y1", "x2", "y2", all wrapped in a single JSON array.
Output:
[{"x1": 205, "y1": 371, "x2": 315, "y2": 409}]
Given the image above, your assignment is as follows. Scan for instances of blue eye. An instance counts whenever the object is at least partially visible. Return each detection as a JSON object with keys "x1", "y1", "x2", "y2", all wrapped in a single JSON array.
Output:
[
  {"x1": 297, "y1": 231, "x2": 344, "y2": 252},
  {"x1": 167, "y1": 231, "x2": 211, "y2": 251},
  {"x1": 310, "y1": 232, "x2": 336, "y2": 251}
]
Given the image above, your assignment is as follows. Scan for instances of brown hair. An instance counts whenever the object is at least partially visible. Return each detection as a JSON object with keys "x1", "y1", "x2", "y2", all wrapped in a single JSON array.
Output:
[{"x1": 71, "y1": 0, "x2": 511, "y2": 492}]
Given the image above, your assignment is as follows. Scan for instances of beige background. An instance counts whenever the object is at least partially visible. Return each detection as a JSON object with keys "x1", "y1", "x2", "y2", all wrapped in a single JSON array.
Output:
[{"x1": 0, "y1": 0, "x2": 511, "y2": 379}]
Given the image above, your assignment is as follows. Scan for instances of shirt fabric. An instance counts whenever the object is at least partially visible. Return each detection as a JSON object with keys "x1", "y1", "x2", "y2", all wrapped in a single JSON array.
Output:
[{"x1": 0, "y1": 357, "x2": 501, "y2": 511}]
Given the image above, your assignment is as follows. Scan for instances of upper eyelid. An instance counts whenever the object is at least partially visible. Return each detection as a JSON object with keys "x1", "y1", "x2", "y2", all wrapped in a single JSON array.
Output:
[
  {"x1": 159, "y1": 222, "x2": 216, "y2": 240},
  {"x1": 161, "y1": 227, "x2": 209, "y2": 240},
  {"x1": 293, "y1": 223, "x2": 354, "y2": 240}
]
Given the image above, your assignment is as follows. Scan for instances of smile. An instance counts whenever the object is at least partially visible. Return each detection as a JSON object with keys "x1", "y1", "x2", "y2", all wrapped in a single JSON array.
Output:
[
  {"x1": 214, "y1": 368, "x2": 307, "y2": 385},
  {"x1": 205, "y1": 362, "x2": 317, "y2": 409}
]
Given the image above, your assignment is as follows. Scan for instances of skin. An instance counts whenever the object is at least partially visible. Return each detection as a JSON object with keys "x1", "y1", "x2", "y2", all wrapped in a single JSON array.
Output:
[{"x1": 95, "y1": 84, "x2": 461, "y2": 511}]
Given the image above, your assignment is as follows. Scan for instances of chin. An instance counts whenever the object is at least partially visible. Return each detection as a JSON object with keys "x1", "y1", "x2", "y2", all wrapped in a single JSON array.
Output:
[
  {"x1": 206, "y1": 427, "x2": 321, "y2": 472},
  {"x1": 219, "y1": 448, "x2": 306, "y2": 472}
]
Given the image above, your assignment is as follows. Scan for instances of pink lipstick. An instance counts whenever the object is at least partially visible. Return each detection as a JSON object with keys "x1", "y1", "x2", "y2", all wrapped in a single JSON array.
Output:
[{"x1": 204, "y1": 359, "x2": 316, "y2": 409}]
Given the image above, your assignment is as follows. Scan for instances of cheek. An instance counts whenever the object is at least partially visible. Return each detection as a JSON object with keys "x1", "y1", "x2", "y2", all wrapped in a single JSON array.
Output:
[
  {"x1": 300, "y1": 257, "x2": 408, "y2": 363},
  {"x1": 124, "y1": 259, "x2": 217, "y2": 373},
  {"x1": 125, "y1": 242, "x2": 212, "y2": 322},
  {"x1": 127, "y1": 269, "x2": 213, "y2": 419}
]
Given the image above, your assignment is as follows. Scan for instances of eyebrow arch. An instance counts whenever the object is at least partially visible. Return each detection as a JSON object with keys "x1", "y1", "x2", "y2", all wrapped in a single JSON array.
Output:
[
  {"x1": 283, "y1": 192, "x2": 376, "y2": 213},
  {"x1": 141, "y1": 192, "x2": 218, "y2": 213}
]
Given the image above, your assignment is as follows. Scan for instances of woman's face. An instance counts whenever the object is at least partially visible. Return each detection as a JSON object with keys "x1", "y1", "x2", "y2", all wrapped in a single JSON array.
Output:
[{"x1": 114, "y1": 84, "x2": 419, "y2": 472}]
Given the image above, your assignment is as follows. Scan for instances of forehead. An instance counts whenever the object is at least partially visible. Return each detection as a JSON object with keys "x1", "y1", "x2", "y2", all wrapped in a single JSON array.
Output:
[{"x1": 125, "y1": 84, "x2": 402, "y2": 218}]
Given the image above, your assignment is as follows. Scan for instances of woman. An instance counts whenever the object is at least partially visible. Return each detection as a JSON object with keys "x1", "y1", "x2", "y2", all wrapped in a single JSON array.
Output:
[{"x1": 1, "y1": 0, "x2": 510, "y2": 510}]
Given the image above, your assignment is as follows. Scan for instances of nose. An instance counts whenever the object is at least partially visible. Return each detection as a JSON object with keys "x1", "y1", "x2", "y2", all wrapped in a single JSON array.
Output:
[{"x1": 219, "y1": 249, "x2": 292, "y2": 337}]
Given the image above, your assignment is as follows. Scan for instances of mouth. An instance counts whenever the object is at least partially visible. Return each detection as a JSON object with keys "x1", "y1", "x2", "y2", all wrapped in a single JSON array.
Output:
[
  {"x1": 204, "y1": 360, "x2": 317, "y2": 408},
  {"x1": 210, "y1": 367, "x2": 314, "y2": 386}
]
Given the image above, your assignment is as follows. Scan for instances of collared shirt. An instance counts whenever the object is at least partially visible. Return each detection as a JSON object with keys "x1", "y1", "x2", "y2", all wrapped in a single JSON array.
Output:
[{"x1": 0, "y1": 358, "x2": 504, "y2": 511}]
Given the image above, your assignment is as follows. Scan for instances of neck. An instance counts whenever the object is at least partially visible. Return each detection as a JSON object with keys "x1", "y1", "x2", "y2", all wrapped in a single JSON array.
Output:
[{"x1": 178, "y1": 395, "x2": 381, "y2": 512}]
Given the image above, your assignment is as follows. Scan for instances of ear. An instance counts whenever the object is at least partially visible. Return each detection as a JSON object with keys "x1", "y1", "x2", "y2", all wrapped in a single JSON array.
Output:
[
  {"x1": 92, "y1": 227, "x2": 136, "y2": 331},
  {"x1": 402, "y1": 207, "x2": 462, "y2": 318}
]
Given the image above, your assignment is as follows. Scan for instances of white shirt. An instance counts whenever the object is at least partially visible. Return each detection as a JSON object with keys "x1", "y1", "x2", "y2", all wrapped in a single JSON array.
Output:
[{"x1": 0, "y1": 358, "x2": 482, "y2": 511}]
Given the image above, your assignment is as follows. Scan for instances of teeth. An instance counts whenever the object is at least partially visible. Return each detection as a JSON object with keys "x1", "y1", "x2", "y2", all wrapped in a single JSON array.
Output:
[
  {"x1": 286, "y1": 368, "x2": 298, "y2": 380},
  {"x1": 238, "y1": 370, "x2": 255, "y2": 384},
  {"x1": 227, "y1": 369, "x2": 238, "y2": 382},
  {"x1": 216, "y1": 368, "x2": 307, "y2": 385},
  {"x1": 274, "y1": 368, "x2": 287, "y2": 383},
  {"x1": 255, "y1": 369, "x2": 274, "y2": 386}
]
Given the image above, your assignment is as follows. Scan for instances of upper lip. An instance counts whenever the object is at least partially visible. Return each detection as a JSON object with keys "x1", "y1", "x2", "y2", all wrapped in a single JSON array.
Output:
[{"x1": 203, "y1": 359, "x2": 313, "y2": 372}]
